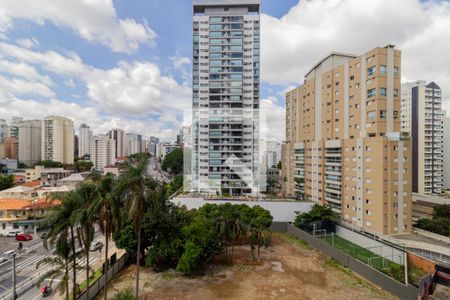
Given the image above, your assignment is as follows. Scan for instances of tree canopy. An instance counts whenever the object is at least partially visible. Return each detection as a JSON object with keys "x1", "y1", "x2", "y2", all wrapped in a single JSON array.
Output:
[
  {"x1": 161, "y1": 148, "x2": 183, "y2": 174},
  {"x1": 416, "y1": 204, "x2": 450, "y2": 237},
  {"x1": 294, "y1": 204, "x2": 339, "y2": 229},
  {"x1": 0, "y1": 174, "x2": 14, "y2": 191}
]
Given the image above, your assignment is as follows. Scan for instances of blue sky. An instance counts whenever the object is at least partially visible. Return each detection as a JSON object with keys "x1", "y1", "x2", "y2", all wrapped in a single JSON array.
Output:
[{"x1": 0, "y1": 0, "x2": 449, "y2": 142}]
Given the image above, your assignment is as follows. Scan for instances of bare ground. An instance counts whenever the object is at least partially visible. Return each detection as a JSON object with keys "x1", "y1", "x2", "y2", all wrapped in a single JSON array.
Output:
[{"x1": 105, "y1": 233, "x2": 397, "y2": 300}]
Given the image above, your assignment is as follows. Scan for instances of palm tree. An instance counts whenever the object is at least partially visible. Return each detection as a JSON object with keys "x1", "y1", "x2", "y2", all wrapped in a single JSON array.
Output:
[
  {"x1": 37, "y1": 231, "x2": 82, "y2": 300},
  {"x1": 91, "y1": 173, "x2": 121, "y2": 300},
  {"x1": 45, "y1": 191, "x2": 80, "y2": 299},
  {"x1": 114, "y1": 155, "x2": 153, "y2": 299},
  {"x1": 73, "y1": 183, "x2": 98, "y2": 300}
]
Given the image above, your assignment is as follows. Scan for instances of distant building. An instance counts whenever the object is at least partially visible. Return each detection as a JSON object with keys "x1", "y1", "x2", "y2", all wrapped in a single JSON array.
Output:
[
  {"x1": 57, "y1": 173, "x2": 86, "y2": 187},
  {"x1": 157, "y1": 143, "x2": 178, "y2": 160},
  {"x1": 90, "y1": 134, "x2": 116, "y2": 171},
  {"x1": 41, "y1": 116, "x2": 74, "y2": 164},
  {"x1": 79, "y1": 123, "x2": 92, "y2": 158},
  {"x1": 0, "y1": 119, "x2": 7, "y2": 143},
  {"x1": 125, "y1": 133, "x2": 140, "y2": 156},
  {"x1": 18, "y1": 120, "x2": 42, "y2": 167},
  {"x1": 265, "y1": 141, "x2": 281, "y2": 168},
  {"x1": 0, "y1": 185, "x2": 37, "y2": 200},
  {"x1": 24, "y1": 165, "x2": 46, "y2": 182},
  {"x1": 108, "y1": 129, "x2": 125, "y2": 158},
  {"x1": 149, "y1": 136, "x2": 159, "y2": 157},
  {"x1": 444, "y1": 115, "x2": 450, "y2": 190},
  {"x1": 4, "y1": 137, "x2": 18, "y2": 160},
  {"x1": 402, "y1": 81, "x2": 444, "y2": 194},
  {"x1": 40, "y1": 168, "x2": 72, "y2": 187}
]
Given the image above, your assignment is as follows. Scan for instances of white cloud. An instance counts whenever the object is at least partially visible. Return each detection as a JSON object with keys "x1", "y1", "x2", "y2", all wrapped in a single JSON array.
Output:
[
  {"x1": 261, "y1": 0, "x2": 450, "y2": 102},
  {"x1": 261, "y1": 97, "x2": 285, "y2": 142},
  {"x1": 0, "y1": 75, "x2": 54, "y2": 98},
  {"x1": 170, "y1": 55, "x2": 191, "y2": 69},
  {"x1": 0, "y1": 60, "x2": 53, "y2": 85},
  {"x1": 0, "y1": 0, "x2": 155, "y2": 53},
  {"x1": 15, "y1": 37, "x2": 39, "y2": 49}
]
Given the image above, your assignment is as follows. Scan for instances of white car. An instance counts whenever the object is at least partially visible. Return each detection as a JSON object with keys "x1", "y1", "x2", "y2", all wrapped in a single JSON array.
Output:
[
  {"x1": 0, "y1": 250, "x2": 16, "y2": 263},
  {"x1": 89, "y1": 241, "x2": 103, "y2": 251},
  {"x1": 5, "y1": 230, "x2": 22, "y2": 237}
]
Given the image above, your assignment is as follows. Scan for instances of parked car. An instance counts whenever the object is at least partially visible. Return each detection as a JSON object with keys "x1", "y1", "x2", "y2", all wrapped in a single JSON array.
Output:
[
  {"x1": 0, "y1": 250, "x2": 16, "y2": 263},
  {"x1": 15, "y1": 233, "x2": 33, "y2": 241},
  {"x1": 5, "y1": 230, "x2": 22, "y2": 237},
  {"x1": 89, "y1": 241, "x2": 103, "y2": 251}
]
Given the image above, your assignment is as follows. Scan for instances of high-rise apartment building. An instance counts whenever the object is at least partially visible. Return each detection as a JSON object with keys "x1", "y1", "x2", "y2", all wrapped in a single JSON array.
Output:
[
  {"x1": 264, "y1": 141, "x2": 281, "y2": 168},
  {"x1": 18, "y1": 120, "x2": 42, "y2": 166},
  {"x1": 0, "y1": 119, "x2": 7, "y2": 143},
  {"x1": 79, "y1": 124, "x2": 92, "y2": 158},
  {"x1": 149, "y1": 136, "x2": 159, "y2": 157},
  {"x1": 90, "y1": 134, "x2": 116, "y2": 171},
  {"x1": 191, "y1": 0, "x2": 260, "y2": 195},
  {"x1": 4, "y1": 137, "x2": 18, "y2": 160},
  {"x1": 443, "y1": 114, "x2": 450, "y2": 190},
  {"x1": 9, "y1": 117, "x2": 23, "y2": 139},
  {"x1": 41, "y1": 116, "x2": 74, "y2": 164},
  {"x1": 108, "y1": 129, "x2": 125, "y2": 158},
  {"x1": 281, "y1": 46, "x2": 411, "y2": 235},
  {"x1": 124, "y1": 133, "x2": 140, "y2": 156},
  {"x1": 401, "y1": 81, "x2": 443, "y2": 195}
]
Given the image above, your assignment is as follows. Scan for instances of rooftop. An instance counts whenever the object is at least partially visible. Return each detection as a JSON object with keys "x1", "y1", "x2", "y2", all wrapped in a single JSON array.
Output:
[
  {"x1": 305, "y1": 52, "x2": 356, "y2": 78},
  {"x1": 0, "y1": 185, "x2": 35, "y2": 193},
  {"x1": 0, "y1": 199, "x2": 31, "y2": 210}
]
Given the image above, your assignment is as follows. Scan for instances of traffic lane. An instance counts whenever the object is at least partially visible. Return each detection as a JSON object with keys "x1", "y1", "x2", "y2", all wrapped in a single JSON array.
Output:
[{"x1": 0, "y1": 235, "x2": 43, "y2": 253}]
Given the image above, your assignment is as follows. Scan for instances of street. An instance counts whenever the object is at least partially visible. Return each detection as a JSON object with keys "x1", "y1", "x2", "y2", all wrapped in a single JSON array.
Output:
[
  {"x1": 147, "y1": 156, "x2": 171, "y2": 183},
  {"x1": 0, "y1": 231, "x2": 119, "y2": 300}
]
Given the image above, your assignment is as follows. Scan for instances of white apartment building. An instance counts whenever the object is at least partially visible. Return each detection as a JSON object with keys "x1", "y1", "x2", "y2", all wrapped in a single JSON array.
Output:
[
  {"x1": 78, "y1": 124, "x2": 92, "y2": 158},
  {"x1": 443, "y1": 114, "x2": 450, "y2": 190},
  {"x1": 41, "y1": 116, "x2": 74, "y2": 165},
  {"x1": 18, "y1": 120, "x2": 42, "y2": 167},
  {"x1": 401, "y1": 81, "x2": 443, "y2": 194},
  {"x1": 149, "y1": 136, "x2": 159, "y2": 157},
  {"x1": 191, "y1": 0, "x2": 261, "y2": 195},
  {"x1": 264, "y1": 141, "x2": 281, "y2": 168},
  {"x1": 90, "y1": 134, "x2": 116, "y2": 171},
  {"x1": 124, "y1": 133, "x2": 140, "y2": 157},
  {"x1": 157, "y1": 142, "x2": 178, "y2": 160},
  {"x1": 108, "y1": 129, "x2": 125, "y2": 158},
  {"x1": 0, "y1": 119, "x2": 7, "y2": 143}
]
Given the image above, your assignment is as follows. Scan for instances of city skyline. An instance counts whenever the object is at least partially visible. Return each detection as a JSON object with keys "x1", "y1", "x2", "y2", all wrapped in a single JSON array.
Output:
[{"x1": 0, "y1": 0, "x2": 449, "y2": 143}]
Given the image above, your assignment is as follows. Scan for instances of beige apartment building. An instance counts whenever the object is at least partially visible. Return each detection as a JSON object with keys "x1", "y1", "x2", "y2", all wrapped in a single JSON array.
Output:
[
  {"x1": 41, "y1": 116, "x2": 74, "y2": 165},
  {"x1": 281, "y1": 46, "x2": 412, "y2": 235}
]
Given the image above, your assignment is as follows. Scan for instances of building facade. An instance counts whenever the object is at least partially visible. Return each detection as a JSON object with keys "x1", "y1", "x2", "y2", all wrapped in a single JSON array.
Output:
[
  {"x1": 78, "y1": 124, "x2": 92, "y2": 158},
  {"x1": 108, "y1": 129, "x2": 125, "y2": 158},
  {"x1": 401, "y1": 81, "x2": 443, "y2": 195},
  {"x1": 443, "y1": 115, "x2": 450, "y2": 190},
  {"x1": 191, "y1": 0, "x2": 260, "y2": 195},
  {"x1": 264, "y1": 140, "x2": 281, "y2": 168},
  {"x1": 124, "y1": 133, "x2": 140, "y2": 157},
  {"x1": 281, "y1": 46, "x2": 412, "y2": 235},
  {"x1": 41, "y1": 116, "x2": 74, "y2": 164},
  {"x1": 89, "y1": 134, "x2": 116, "y2": 171},
  {"x1": 18, "y1": 120, "x2": 42, "y2": 167},
  {"x1": 0, "y1": 119, "x2": 7, "y2": 144},
  {"x1": 149, "y1": 136, "x2": 159, "y2": 157}
]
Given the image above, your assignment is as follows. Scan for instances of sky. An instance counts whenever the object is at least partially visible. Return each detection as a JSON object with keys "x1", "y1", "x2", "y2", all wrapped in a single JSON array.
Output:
[{"x1": 0, "y1": 0, "x2": 449, "y2": 142}]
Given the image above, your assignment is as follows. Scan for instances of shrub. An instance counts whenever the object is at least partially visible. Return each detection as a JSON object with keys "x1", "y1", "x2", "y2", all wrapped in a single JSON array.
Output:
[{"x1": 112, "y1": 288, "x2": 135, "y2": 300}]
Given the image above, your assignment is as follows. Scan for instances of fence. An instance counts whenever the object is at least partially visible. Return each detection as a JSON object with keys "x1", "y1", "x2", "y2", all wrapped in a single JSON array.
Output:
[
  {"x1": 271, "y1": 222, "x2": 419, "y2": 299},
  {"x1": 77, "y1": 252, "x2": 128, "y2": 300}
]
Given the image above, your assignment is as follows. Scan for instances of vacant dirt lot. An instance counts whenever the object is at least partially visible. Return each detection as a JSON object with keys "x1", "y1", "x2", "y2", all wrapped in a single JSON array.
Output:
[{"x1": 106, "y1": 233, "x2": 396, "y2": 300}]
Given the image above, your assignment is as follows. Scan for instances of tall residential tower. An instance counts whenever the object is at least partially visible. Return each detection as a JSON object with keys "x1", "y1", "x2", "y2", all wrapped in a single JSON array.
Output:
[
  {"x1": 401, "y1": 81, "x2": 444, "y2": 194},
  {"x1": 41, "y1": 116, "x2": 74, "y2": 164},
  {"x1": 281, "y1": 46, "x2": 412, "y2": 235},
  {"x1": 78, "y1": 124, "x2": 93, "y2": 158},
  {"x1": 191, "y1": 0, "x2": 260, "y2": 195},
  {"x1": 18, "y1": 120, "x2": 42, "y2": 166}
]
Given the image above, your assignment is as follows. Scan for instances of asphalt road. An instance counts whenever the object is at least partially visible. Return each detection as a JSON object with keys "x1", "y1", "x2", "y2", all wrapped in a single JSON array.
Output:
[
  {"x1": 0, "y1": 231, "x2": 114, "y2": 300},
  {"x1": 147, "y1": 156, "x2": 171, "y2": 183}
]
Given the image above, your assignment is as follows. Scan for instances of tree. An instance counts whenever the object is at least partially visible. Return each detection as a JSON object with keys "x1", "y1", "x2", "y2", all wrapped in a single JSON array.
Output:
[
  {"x1": 0, "y1": 174, "x2": 14, "y2": 191},
  {"x1": 114, "y1": 155, "x2": 154, "y2": 299},
  {"x1": 37, "y1": 232, "x2": 75, "y2": 300},
  {"x1": 45, "y1": 191, "x2": 81, "y2": 299},
  {"x1": 74, "y1": 160, "x2": 93, "y2": 172},
  {"x1": 73, "y1": 183, "x2": 97, "y2": 300},
  {"x1": 35, "y1": 160, "x2": 63, "y2": 168},
  {"x1": 161, "y1": 148, "x2": 183, "y2": 174},
  {"x1": 91, "y1": 174, "x2": 121, "y2": 300},
  {"x1": 294, "y1": 204, "x2": 339, "y2": 229}
]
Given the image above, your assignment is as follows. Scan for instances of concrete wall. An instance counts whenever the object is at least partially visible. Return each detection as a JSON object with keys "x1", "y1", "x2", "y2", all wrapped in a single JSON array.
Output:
[
  {"x1": 171, "y1": 198, "x2": 314, "y2": 222},
  {"x1": 280, "y1": 224, "x2": 418, "y2": 300},
  {"x1": 335, "y1": 225, "x2": 404, "y2": 264}
]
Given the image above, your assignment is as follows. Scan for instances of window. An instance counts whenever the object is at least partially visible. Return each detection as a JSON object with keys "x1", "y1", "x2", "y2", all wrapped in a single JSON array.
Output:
[
  {"x1": 210, "y1": 46, "x2": 222, "y2": 52},
  {"x1": 230, "y1": 38, "x2": 243, "y2": 45},
  {"x1": 380, "y1": 110, "x2": 387, "y2": 119},
  {"x1": 230, "y1": 46, "x2": 243, "y2": 51},
  {"x1": 380, "y1": 65, "x2": 387, "y2": 75},
  {"x1": 367, "y1": 110, "x2": 376, "y2": 120},
  {"x1": 394, "y1": 89, "x2": 399, "y2": 97},
  {"x1": 367, "y1": 88, "x2": 376, "y2": 98},
  {"x1": 209, "y1": 60, "x2": 221, "y2": 66},
  {"x1": 210, "y1": 17, "x2": 222, "y2": 23},
  {"x1": 367, "y1": 66, "x2": 376, "y2": 76},
  {"x1": 209, "y1": 24, "x2": 222, "y2": 30},
  {"x1": 380, "y1": 87, "x2": 387, "y2": 96},
  {"x1": 394, "y1": 67, "x2": 399, "y2": 76}
]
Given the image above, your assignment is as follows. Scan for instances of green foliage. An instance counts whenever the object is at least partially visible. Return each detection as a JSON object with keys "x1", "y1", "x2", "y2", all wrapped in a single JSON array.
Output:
[
  {"x1": 114, "y1": 223, "x2": 137, "y2": 253},
  {"x1": 112, "y1": 288, "x2": 136, "y2": 300},
  {"x1": 74, "y1": 160, "x2": 93, "y2": 172},
  {"x1": 161, "y1": 148, "x2": 183, "y2": 174},
  {"x1": 176, "y1": 240, "x2": 203, "y2": 274},
  {"x1": 35, "y1": 160, "x2": 63, "y2": 168},
  {"x1": 276, "y1": 161, "x2": 281, "y2": 169},
  {"x1": 294, "y1": 204, "x2": 339, "y2": 228},
  {"x1": 416, "y1": 204, "x2": 450, "y2": 237},
  {"x1": 0, "y1": 174, "x2": 14, "y2": 191},
  {"x1": 167, "y1": 175, "x2": 183, "y2": 195}
]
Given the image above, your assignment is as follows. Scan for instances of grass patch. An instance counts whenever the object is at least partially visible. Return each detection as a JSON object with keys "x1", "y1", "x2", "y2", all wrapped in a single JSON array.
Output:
[
  {"x1": 278, "y1": 232, "x2": 311, "y2": 250},
  {"x1": 322, "y1": 235, "x2": 405, "y2": 282},
  {"x1": 79, "y1": 268, "x2": 103, "y2": 292},
  {"x1": 160, "y1": 271, "x2": 177, "y2": 281}
]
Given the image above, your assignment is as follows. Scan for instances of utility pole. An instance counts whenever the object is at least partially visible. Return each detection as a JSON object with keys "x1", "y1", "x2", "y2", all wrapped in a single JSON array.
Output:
[{"x1": 12, "y1": 253, "x2": 17, "y2": 300}]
